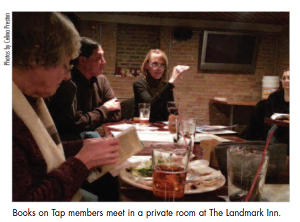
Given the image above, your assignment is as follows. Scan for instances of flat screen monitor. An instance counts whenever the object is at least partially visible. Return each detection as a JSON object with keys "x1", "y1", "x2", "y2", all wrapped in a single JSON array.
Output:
[{"x1": 200, "y1": 30, "x2": 259, "y2": 72}]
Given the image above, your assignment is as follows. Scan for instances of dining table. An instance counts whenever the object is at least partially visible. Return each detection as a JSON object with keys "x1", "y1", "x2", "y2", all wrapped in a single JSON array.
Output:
[
  {"x1": 209, "y1": 99, "x2": 257, "y2": 126},
  {"x1": 100, "y1": 120, "x2": 290, "y2": 202}
]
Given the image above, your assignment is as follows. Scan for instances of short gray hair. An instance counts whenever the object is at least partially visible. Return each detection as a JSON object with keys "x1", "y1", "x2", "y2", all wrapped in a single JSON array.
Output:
[{"x1": 13, "y1": 12, "x2": 81, "y2": 68}]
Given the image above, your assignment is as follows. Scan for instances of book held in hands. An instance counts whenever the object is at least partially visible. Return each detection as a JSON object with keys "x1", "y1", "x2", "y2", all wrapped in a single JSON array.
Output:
[{"x1": 87, "y1": 126, "x2": 143, "y2": 183}]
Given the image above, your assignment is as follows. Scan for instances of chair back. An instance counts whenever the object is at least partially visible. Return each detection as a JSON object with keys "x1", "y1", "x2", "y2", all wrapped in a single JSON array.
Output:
[{"x1": 120, "y1": 97, "x2": 135, "y2": 120}]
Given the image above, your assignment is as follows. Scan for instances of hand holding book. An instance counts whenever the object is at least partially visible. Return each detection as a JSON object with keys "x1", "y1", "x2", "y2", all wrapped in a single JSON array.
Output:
[
  {"x1": 87, "y1": 126, "x2": 144, "y2": 183},
  {"x1": 75, "y1": 137, "x2": 120, "y2": 170}
]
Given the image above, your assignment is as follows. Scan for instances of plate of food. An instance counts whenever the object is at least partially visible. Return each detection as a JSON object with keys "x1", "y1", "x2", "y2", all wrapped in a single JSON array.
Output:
[{"x1": 120, "y1": 156, "x2": 226, "y2": 194}]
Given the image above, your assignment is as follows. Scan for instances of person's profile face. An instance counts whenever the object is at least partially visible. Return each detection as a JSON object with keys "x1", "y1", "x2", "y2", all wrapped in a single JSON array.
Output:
[
  {"x1": 85, "y1": 46, "x2": 106, "y2": 77},
  {"x1": 27, "y1": 57, "x2": 72, "y2": 98},
  {"x1": 281, "y1": 70, "x2": 289, "y2": 90},
  {"x1": 146, "y1": 54, "x2": 166, "y2": 80}
]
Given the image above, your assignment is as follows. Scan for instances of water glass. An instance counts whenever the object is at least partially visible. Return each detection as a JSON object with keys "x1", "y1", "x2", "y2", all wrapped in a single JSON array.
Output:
[
  {"x1": 175, "y1": 117, "x2": 197, "y2": 153},
  {"x1": 227, "y1": 146, "x2": 269, "y2": 202}
]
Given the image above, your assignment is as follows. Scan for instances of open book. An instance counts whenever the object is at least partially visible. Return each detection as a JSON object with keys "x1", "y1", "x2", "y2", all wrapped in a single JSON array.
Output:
[
  {"x1": 270, "y1": 113, "x2": 289, "y2": 121},
  {"x1": 87, "y1": 126, "x2": 144, "y2": 183}
]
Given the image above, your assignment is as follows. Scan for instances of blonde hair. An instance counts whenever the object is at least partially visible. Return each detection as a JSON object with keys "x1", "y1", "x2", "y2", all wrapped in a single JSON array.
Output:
[
  {"x1": 141, "y1": 49, "x2": 169, "y2": 81},
  {"x1": 13, "y1": 12, "x2": 81, "y2": 68}
]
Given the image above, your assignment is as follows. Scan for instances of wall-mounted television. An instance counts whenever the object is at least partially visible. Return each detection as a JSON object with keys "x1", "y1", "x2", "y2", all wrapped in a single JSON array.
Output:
[{"x1": 200, "y1": 31, "x2": 259, "y2": 72}]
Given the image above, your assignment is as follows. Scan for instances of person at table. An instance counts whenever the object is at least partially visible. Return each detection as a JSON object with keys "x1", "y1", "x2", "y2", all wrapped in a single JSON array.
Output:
[
  {"x1": 12, "y1": 12, "x2": 120, "y2": 201},
  {"x1": 45, "y1": 37, "x2": 123, "y2": 201},
  {"x1": 133, "y1": 49, "x2": 189, "y2": 121},
  {"x1": 45, "y1": 37, "x2": 121, "y2": 141},
  {"x1": 265, "y1": 69, "x2": 289, "y2": 150},
  {"x1": 265, "y1": 69, "x2": 289, "y2": 117},
  {"x1": 241, "y1": 69, "x2": 289, "y2": 153}
]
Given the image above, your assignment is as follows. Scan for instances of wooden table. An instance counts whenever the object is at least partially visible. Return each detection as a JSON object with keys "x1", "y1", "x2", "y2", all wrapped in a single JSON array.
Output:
[
  {"x1": 102, "y1": 121, "x2": 289, "y2": 202},
  {"x1": 209, "y1": 99, "x2": 257, "y2": 125}
]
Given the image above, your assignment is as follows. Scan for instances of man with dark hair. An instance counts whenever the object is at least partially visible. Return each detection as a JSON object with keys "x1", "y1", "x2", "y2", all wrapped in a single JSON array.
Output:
[
  {"x1": 46, "y1": 37, "x2": 121, "y2": 141},
  {"x1": 45, "y1": 37, "x2": 122, "y2": 201}
]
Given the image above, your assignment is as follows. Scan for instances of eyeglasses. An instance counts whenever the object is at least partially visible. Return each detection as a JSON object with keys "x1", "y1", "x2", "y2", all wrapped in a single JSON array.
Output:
[
  {"x1": 282, "y1": 76, "x2": 289, "y2": 81},
  {"x1": 149, "y1": 62, "x2": 166, "y2": 70},
  {"x1": 64, "y1": 64, "x2": 74, "y2": 73}
]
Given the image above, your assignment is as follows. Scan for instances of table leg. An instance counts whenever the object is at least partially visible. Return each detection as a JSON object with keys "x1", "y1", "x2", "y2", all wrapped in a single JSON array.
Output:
[{"x1": 229, "y1": 105, "x2": 234, "y2": 126}]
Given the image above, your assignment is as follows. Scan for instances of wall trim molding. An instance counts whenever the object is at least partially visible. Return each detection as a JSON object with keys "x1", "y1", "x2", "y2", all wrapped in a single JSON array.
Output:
[{"x1": 74, "y1": 12, "x2": 283, "y2": 33}]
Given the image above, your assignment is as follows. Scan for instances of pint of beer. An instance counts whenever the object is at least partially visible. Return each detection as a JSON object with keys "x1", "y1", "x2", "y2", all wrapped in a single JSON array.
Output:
[
  {"x1": 152, "y1": 144, "x2": 190, "y2": 201},
  {"x1": 138, "y1": 103, "x2": 150, "y2": 125}
]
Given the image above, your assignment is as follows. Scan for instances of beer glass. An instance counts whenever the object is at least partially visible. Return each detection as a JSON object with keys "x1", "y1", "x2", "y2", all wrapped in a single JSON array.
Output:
[
  {"x1": 167, "y1": 101, "x2": 179, "y2": 133},
  {"x1": 138, "y1": 103, "x2": 150, "y2": 125},
  {"x1": 152, "y1": 144, "x2": 190, "y2": 201}
]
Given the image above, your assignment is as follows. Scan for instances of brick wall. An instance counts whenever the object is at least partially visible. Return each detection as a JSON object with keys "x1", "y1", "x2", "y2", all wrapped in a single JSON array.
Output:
[
  {"x1": 77, "y1": 20, "x2": 289, "y2": 126},
  {"x1": 100, "y1": 23, "x2": 117, "y2": 76},
  {"x1": 116, "y1": 24, "x2": 160, "y2": 71},
  {"x1": 276, "y1": 26, "x2": 290, "y2": 75}
]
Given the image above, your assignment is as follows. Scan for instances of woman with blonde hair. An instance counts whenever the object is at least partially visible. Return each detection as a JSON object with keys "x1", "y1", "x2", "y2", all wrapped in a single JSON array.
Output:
[{"x1": 133, "y1": 49, "x2": 189, "y2": 121}]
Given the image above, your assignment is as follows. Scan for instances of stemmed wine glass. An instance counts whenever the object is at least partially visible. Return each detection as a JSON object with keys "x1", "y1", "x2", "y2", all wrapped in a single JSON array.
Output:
[{"x1": 167, "y1": 101, "x2": 179, "y2": 116}]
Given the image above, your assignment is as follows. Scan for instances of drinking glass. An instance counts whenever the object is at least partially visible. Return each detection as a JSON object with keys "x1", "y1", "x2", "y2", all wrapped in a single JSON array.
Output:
[
  {"x1": 227, "y1": 146, "x2": 269, "y2": 202},
  {"x1": 167, "y1": 101, "x2": 179, "y2": 115},
  {"x1": 152, "y1": 144, "x2": 190, "y2": 201},
  {"x1": 175, "y1": 117, "x2": 197, "y2": 154},
  {"x1": 138, "y1": 103, "x2": 150, "y2": 125},
  {"x1": 167, "y1": 102, "x2": 179, "y2": 133}
]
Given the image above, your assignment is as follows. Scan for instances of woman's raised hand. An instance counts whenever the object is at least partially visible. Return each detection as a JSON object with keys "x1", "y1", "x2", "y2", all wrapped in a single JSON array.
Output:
[
  {"x1": 75, "y1": 137, "x2": 120, "y2": 170},
  {"x1": 169, "y1": 65, "x2": 190, "y2": 85}
]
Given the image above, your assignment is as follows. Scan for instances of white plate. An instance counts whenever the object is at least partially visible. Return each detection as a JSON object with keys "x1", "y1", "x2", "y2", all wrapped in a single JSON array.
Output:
[{"x1": 120, "y1": 157, "x2": 226, "y2": 194}]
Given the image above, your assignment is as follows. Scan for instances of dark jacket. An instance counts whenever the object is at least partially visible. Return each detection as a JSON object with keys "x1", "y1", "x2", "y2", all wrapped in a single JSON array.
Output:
[
  {"x1": 265, "y1": 89, "x2": 289, "y2": 149},
  {"x1": 241, "y1": 89, "x2": 289, "y2": 153},
  {"x1": 45, "y1": 67, "x2": 121, "y2": 140},
  {"x1": 265, "y1": 89, "x2": 289, "y2": 117}
]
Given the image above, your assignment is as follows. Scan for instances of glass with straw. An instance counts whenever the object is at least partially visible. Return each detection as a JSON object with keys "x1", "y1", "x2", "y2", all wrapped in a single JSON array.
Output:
[{"x1": 227, "y1": 146, "x2": 269, "y2": 201}]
